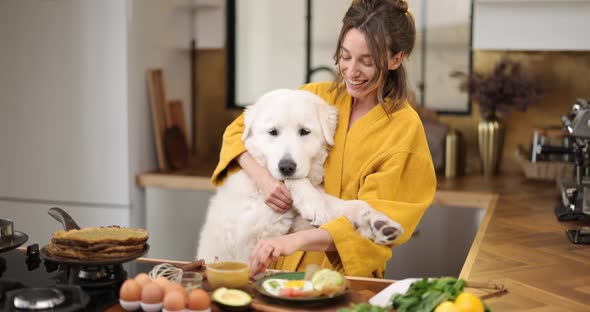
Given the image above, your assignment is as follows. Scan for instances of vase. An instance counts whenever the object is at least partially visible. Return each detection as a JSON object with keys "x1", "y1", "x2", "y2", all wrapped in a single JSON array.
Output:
[{"x1": 478, "y1": 117, "x2": 504, "y2": 176}]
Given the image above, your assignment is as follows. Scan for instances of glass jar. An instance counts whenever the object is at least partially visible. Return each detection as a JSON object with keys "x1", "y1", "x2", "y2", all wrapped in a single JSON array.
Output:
[{"x1": 180, "y1": 272, "x2": 203, "y2": 292}]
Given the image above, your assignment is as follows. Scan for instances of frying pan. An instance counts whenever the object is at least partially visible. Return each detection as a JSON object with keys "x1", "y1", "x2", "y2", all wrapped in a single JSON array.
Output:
[
  {"x1": 40, "y1": 207, "x2": 149, "y2": 266},
  {"x1": 48, "y1": 207, "x2": 81, "y2": 231}
]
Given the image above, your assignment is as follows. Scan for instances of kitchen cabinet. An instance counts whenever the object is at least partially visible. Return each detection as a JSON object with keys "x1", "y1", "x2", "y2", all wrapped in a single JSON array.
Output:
[
  {"x1": 145, "y1": 187, "x2": 213, "y2": 261},
  {"x1": 473, "y1": 0, "x2": 590, "y2": 50},
  {"x1": 0, "y1": 0, "x2": 198, "y2": 235},
  {"x1": 388, "y1": 204, "x2": 486, "y2": 279},
  {"x1": 0, "y1": 0, "x2": 129, "y2": 206}
]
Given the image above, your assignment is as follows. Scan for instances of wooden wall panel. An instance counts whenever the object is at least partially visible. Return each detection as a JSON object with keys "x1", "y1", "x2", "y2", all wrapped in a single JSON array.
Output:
[
  {"x1": 192, "y1": 50, "x2": 590, "y2": 176},
  {"x1": 193, "y1": 49, "x2": 241, "y2": 165},
  {"x1": 441, "y1": 51, "x2": 590, "y2": 174}
]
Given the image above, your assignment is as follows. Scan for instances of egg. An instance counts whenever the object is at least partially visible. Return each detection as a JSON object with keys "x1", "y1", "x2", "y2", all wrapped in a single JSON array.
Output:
[
  {"x1": 165, "y1": 282, "x2": 185, "y2": 295},
  {"x1": 141, "y1": 282, "x2": 164, "y2": 304},
  {"x1": 120, "y1": 279, "x2": 142, "y2": 301},
  {"x1": 153, "y1": 276, "x2": 171, "y2": 290},
  {"x1": 262, "y1": 278, "x2": 285, "y2": 296},
  {"x1": 134, "y1": 273, "x2": 151, "y2": 286},
  {"x1": 187, "y1": 288, "x2": 211, "y2": 311},
  {"x1": 262, "y1": 278, "x2": 314, "y2": 297},
  {"x1": 284, "y1": 280, "x2": 308, "y2": 289},
  {"x1": 163, "y1": 291, "x2": 186, "y2": 312}
]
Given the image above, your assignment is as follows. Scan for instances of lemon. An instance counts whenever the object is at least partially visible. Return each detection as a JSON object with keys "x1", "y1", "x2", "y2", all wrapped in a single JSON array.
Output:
[
  {"x1": 434, "y1": 301, "x2": 460, "y2": 312},
  {"x1": 454, "y1": 292, "x2": 484, "y2": 312}
]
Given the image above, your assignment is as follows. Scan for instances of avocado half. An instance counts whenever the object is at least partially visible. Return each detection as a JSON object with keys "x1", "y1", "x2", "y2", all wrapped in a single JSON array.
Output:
[{"x1": 212, "y1": 287, "x2": 252, "y2": 311}]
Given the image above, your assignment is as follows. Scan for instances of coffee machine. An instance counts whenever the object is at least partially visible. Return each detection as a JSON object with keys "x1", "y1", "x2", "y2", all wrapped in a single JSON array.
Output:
[{"x1": 552, "y1": 99, "x2": 590, "y2": 222}]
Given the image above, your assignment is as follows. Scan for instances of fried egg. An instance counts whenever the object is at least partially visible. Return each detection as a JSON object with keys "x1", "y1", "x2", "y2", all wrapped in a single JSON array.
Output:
[{"x1": 262, "y1": 278, "x2": 314, "y2": 296}]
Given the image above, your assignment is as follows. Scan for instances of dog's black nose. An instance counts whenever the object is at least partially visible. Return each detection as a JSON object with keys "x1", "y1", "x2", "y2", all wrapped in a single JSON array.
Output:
[{"x1": 278, "y1": 158, "x2": 297, "y2": 177}]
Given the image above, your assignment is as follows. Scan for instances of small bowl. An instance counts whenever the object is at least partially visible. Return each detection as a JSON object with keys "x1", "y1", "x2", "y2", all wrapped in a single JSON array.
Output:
[{"x1": 206, "y1": 261, "x2": 249, "y2": 289}]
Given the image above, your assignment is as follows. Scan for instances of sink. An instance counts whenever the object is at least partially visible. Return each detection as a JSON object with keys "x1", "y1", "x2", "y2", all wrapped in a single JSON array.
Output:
[{"x1": 385, "y1": 204, "x2": 485, "y2": 279}]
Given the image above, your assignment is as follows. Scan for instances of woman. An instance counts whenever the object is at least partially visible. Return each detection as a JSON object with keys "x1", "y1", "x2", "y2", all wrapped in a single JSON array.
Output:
[{"x1": 211, "y1": 0, "x2": 436, "y2": 278}]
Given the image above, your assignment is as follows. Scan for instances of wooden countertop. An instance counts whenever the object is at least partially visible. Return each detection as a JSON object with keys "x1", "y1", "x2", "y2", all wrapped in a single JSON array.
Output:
[
  {"x1": 438, "y1": 174, "x2": 590, "y2": 311},
  {"x1": 137, "y1": 171, "x2": 214, "y2": 191},
  {"x1": 136, "y1": 160, "x2": 216, "y2": 191},
  {"x1": 137, "y1": 172, "x2": 590, "y2": 310}
]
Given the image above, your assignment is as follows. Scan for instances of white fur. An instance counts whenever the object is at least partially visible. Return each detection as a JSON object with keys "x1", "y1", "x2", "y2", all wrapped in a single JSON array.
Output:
[{"x1": 196, "y1": 89, "x2": 403, "y2": 263}]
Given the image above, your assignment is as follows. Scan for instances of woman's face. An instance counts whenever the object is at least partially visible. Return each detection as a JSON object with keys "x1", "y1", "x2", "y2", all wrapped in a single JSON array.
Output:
[{"x1": 339, "y1": 28, "x2": 379, "y2": 102}]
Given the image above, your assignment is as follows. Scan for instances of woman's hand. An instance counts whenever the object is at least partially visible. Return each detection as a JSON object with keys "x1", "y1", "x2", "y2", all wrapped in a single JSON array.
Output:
[
  {"x1": 248, "y1": 235, "x2": 299, "y2": 276},
  {"x1": 248, "y1": 229, "x2": 335, "y2": 276},
  {"x1": 237, "y1": 152, "x2": 293, "y2": 212},
  {"x1": 258, "y1": 175, "x2": 293, "y2": 213}
]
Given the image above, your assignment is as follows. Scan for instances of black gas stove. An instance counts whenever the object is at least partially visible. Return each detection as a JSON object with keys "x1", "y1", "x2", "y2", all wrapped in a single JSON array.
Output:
[{"x1": 0, "y1": 245, "x2": 155, "y2": 311}]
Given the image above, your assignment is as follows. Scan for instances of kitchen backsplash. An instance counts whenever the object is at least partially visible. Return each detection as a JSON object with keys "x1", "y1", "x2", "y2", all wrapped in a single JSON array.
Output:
[
  {"x1": 441, "y1": 50, "x2": 590, "y2": 174},
  {"x1": 193, "y1": 49, "x2": 590, "y2": 176}
]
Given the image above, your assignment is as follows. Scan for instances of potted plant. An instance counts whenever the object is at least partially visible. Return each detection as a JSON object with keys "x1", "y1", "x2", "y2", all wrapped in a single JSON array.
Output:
[
  {"x1": 451, "y1": 59, "x2": 543, "y2": 176},
  {"x1": 451, "y1": 59, "x2": 543, "y2": 120}
]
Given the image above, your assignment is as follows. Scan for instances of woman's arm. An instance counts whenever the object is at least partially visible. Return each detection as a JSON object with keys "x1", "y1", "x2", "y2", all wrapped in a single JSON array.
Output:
[
  {"x1": 212, "y1": 113, "x2": 292, "y2": 212},
  {"x1": 237, "y1": 152, "x2": 292, "y2": 212},
  {"x1": 322, "y1": 152, "x2": 436, "y2": 277},
  {"x1": 248, "y1": 228, "x2": 336, "y2": 275}
]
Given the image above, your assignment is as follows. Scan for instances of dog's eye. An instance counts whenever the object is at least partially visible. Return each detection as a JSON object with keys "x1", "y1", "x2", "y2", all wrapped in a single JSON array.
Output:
[
  {"x1": 268, "y1": 128, "x2": 278, "y2": 136},
  {"x1": 299, "y1": 128, "x2": 311, "y2": 136}
]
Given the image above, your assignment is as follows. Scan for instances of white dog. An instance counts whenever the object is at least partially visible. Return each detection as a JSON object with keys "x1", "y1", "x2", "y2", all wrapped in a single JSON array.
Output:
[{"x1": 196, "y1": 89, "x2": 403, "y2": 263}]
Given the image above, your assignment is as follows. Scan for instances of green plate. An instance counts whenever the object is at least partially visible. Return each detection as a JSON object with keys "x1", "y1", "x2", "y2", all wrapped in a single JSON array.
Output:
[{"x1": 254, "y1": 272, "x2": 348, "y2": 305}]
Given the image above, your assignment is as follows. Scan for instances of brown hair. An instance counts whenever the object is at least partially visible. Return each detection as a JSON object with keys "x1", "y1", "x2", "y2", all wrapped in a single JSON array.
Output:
[{"x1": 331, "y1": 0, "x2": 415, "y2": 114}]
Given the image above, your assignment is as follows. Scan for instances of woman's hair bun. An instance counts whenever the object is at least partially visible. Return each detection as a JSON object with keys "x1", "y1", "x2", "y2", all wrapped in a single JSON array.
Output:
[
  {"x1": 389, "y1": 0, "x2": 408, "y2": 14},
  {"x1": 399, "y1": 0, "x2": 408, "y2": 14}
]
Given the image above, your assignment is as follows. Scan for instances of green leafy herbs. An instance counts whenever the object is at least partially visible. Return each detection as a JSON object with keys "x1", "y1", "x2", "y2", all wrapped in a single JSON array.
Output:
[
  {"x1": 390, "y1": 277, "x2": 466, "y2": 312},
  {"x1": 267, "y1": 280, "x2": 280, "y2": 290},
  {"x1": 337, "y1": 303, "x2": 389, "y2": 312}
]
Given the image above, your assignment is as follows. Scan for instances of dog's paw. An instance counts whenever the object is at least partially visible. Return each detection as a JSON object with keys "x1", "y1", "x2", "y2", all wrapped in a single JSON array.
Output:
[
  {"x1": 295, "y1": 196, "x2": 331, "y2": 227},
  {"x1": 369, "y1": 213, "x2": 404, "y2": 245},
  {"x1": 354, "y1": 206, "x2": 404, "y2": 245},
  {"x1": 306, "y1": 209, "x2": 331, "y2": 227},
  {"x1": 284, "y1": 179, "x2": 330, "y2": 226}
]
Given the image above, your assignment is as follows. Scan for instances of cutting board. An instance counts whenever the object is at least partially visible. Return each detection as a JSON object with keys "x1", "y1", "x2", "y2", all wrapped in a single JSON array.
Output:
[
  {"x1": 200, "y1": 277, "x2": 377, "y2": 312},
  {"x1": 168, "y1": 100, "x2": 190, "y2": 149},
  {"x1": 147, "y1": 69, "x2": 170, "y2": 171},
  {"x1": 164, "y1": 126, "x2": 190, "y2": 171},
  {"x1": 250, "y1": 289, "x2": 376, "y2": 312}
]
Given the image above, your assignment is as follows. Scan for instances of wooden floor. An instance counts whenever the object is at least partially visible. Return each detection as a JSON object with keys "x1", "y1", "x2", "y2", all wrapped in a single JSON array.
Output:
[{"x1": 438, "y1": 174, "x2": 590, "y2": 311}]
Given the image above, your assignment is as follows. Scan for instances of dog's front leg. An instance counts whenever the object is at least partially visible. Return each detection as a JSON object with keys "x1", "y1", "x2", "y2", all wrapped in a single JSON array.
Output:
[
  {"x1": 284, "y1": 179, "x2": 334, "y2": 226},
  {"x1": 324, "y1": 196, "x2": 404, "y2": 245}
]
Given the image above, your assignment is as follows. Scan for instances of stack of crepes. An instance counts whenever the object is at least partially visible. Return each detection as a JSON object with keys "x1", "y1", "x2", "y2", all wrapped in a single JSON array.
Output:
[{"x1": 47, "y1": 226, "x2": 148, "y2": 260}]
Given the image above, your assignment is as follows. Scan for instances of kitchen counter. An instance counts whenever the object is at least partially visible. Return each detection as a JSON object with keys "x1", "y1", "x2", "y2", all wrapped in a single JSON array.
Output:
[
  {"x1": 438, "y1": 174, "x2": 590, "y2": 311},
  {"x1": 137, "y1": 171, "x2": 214, "y2": 190},
  {"x1": 136, "y1": 172, "x2": 590, "y2": 310},
  {"x1": 104, "y1": 262, "x2": 395, "y2": 312},
  {"x1": 136, "y1": 160, "x2": 216, "y2": 191}
]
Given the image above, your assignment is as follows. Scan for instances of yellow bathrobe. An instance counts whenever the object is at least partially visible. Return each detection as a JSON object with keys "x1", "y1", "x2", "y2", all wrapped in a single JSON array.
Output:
[{"x1": 211, "y1": 82, "x2": 436, "y2": 277}]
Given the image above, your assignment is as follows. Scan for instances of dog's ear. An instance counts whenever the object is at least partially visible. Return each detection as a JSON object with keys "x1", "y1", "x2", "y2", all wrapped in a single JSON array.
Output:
[
  {"x1": 242, "y1": 103, "x2": 257, "y2": 142},
  {"x1": 316, "y1": 101, "x2": 338, "y2": 146}
]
